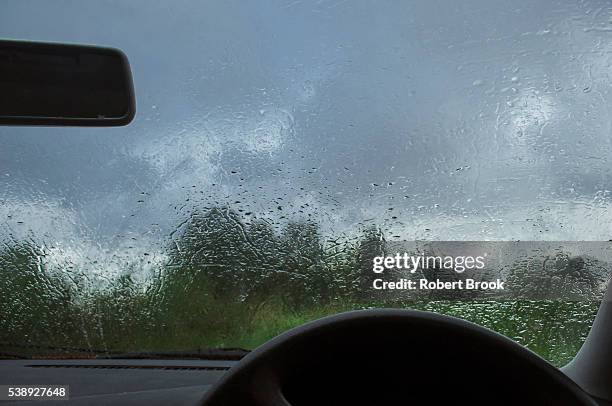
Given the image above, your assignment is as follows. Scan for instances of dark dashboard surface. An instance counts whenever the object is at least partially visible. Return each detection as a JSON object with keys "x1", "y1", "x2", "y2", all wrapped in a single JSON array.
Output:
[{"x1": 0, "y1": 359, "x2": 234, "y2": 405}]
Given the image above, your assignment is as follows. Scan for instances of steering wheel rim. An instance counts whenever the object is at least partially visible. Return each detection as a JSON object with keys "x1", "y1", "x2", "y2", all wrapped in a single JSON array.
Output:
[{"x1": 200, "y1": 309, "x2": 595, "y2": 405}]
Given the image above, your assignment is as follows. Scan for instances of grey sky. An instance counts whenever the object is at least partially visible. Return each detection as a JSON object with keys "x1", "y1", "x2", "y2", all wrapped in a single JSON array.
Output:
[{"x1": 2, "y1": 0, "x2": 612, "y2": 276}]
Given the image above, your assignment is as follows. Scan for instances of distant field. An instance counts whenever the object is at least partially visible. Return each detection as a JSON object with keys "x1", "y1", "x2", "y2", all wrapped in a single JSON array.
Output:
[
  {"x1": 0, "y1": 226, "x2": 603, "y2": 367},
  {"x1": 230, "y1": 301, "x2": 599, "y2": 367},
  {"x1": 1, "y1": 296, "x2": 599, "y2": 367}
]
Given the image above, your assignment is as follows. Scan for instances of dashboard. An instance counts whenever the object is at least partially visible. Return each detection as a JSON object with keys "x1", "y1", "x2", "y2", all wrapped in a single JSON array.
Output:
[{"x1": 0, "y1": 359, "x2": 233, "y2": 405}]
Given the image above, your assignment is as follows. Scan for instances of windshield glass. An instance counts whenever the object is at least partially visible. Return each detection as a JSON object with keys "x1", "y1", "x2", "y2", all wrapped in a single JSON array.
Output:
[{"x1": 1, "y1": 0, "x2": 610, "y2": 366}]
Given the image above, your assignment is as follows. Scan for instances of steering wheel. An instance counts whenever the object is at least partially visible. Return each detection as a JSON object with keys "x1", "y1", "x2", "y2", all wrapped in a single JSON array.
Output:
[{"x1": 200, "y1": 309, "x2": 594, "y2": 405}]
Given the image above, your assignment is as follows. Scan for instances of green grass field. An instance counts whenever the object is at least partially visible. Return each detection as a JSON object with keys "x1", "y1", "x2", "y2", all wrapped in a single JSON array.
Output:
[
  {"x1": 223, "y1": 301, "x2": 599, "y2": 367},
  {"x1": 0, "y1": 218, "x2": 602, "y2": 367},
  {"x1": 4, "y1": 295, "x2": 595, "y2": 367},
  {"x1": 0, "y1": 273, "x2": 599, "y2": 367}
]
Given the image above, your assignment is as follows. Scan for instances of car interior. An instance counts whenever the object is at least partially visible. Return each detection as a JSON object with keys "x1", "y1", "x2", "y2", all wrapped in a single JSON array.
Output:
[{"x1": 2, "y1": 1, "x2": 612, "y2": 405}]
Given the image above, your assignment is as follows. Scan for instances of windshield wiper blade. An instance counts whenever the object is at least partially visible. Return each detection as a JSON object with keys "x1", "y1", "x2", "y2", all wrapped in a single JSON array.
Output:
[
  {"x1": 0, "y1": 351, "x2": 30, "y2": 360},
  {"x1": 97, "y1": 348, "x2": 250, "y2": 361},
  {"x1": 1, "y1": 341, "x2": 251, "y2": 360},
  {"x1": 0, "y1": 341, "x2": 112, "y2": 359}
]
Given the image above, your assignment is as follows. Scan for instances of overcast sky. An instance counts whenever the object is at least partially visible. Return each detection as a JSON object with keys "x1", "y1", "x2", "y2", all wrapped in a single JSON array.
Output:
[{"x1": 2, "y1": 0, "x2": 612, "y2": 275}]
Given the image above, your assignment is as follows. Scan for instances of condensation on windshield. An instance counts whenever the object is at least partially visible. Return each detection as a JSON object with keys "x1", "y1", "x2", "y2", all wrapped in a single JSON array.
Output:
[{"x1": 1, "y1": 0, "x2": 611, "y2": 365}]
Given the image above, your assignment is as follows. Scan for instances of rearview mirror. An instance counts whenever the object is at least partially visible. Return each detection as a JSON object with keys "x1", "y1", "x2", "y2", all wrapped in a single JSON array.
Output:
[{"x1": 0, "y1": 40, "x2": 135, "y2": 126}]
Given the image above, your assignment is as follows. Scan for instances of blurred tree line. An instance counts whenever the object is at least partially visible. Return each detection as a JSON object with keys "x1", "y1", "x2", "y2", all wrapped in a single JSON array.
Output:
[{"x1": 0, "y1": 207, "x2": 607, "y2": 355}]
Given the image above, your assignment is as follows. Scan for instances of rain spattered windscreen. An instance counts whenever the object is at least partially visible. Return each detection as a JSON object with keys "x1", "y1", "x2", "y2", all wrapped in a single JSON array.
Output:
[{"x1": 1, "y1": 0, "x2": 611, "y2": 366}]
